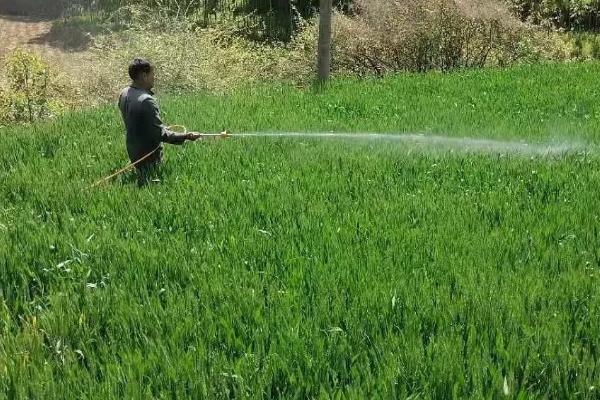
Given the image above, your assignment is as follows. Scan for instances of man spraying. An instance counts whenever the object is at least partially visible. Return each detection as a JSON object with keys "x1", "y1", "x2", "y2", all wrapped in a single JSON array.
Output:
[{"x1": 118, "y1": 58, "x2": 226, "y2": 186}]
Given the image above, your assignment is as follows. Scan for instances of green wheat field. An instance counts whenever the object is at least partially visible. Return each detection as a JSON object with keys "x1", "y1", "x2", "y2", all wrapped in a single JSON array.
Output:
[{"x1": 1, "y1": 63, "x2": 600, "y2": 398}]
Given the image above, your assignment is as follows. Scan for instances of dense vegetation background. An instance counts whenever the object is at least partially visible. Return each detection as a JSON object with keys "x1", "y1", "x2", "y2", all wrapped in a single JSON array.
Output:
[{"x1": 1, "y1": 0, "x2": 600, "y2": 125}]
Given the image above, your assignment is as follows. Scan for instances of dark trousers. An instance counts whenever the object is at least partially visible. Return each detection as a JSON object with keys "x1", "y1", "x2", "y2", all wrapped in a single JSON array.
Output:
[
  {"x1": 132, "y1": 148, "x2": 162, "y2": 187},
  {"x1": 135, "y1": 157, "x2": 162, "y2": 187}
]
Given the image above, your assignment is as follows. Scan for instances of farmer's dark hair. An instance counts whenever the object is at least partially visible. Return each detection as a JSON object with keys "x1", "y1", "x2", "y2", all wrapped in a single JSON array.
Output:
[{"x1": 128, "y1": 59, "x2": 153, "y2": 80}]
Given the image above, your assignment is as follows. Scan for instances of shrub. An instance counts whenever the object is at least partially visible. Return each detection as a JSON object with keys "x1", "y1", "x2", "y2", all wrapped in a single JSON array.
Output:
[
  {"x1": 0, "y1": 49, "x2": 62, "y2": 125},
  {"x1": 332, "y1": 0, "x2": 527, "y2": 75},
  {"x1": 90, "y1": 21, "x2": 283, "y2": 95}
]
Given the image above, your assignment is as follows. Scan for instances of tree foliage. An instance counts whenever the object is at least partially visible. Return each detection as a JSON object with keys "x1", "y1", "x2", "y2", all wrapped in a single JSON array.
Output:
[{"x1": 508, "y1": 0, "x2": 600, "y2": 31}]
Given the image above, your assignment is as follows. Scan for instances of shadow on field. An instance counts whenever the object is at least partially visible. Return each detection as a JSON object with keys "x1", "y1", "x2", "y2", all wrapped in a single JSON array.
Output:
[
  {"x1": 27, "y1": 18, "x2": 101, "y2": 51},
  {"x1": 0, "y1": 12, "x2": 98, "y2": 53}
]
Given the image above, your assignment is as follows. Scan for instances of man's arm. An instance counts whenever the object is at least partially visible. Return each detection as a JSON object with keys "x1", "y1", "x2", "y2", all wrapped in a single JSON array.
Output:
[
  {"x1": 144, "y1": 97, "x2": 189, "y2": 145},
  {"x1": 117, "y1": 92, "x2": 126, "y2": 121}
]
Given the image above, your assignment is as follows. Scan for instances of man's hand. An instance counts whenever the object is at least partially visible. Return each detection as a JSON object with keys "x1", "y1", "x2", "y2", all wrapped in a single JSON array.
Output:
[{"x1": 186, "y1": 132, "x2": 203, "y2": 141}]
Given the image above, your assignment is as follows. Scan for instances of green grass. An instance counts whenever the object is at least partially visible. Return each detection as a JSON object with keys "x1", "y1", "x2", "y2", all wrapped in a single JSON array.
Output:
[{"x1": 1, "y1": 62, "x2": 600, "y2": 398}]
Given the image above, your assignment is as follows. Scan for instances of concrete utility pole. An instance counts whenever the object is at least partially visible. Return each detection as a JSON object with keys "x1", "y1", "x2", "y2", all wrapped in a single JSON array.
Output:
[{"x1": 317, "y1": 0, "x2": 332, "y2": 82}]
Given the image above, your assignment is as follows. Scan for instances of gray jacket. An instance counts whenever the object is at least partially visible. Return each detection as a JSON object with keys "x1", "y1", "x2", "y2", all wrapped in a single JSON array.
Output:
[{"x1": 118, "y1": 86, "x2": 187, "y2": 164}]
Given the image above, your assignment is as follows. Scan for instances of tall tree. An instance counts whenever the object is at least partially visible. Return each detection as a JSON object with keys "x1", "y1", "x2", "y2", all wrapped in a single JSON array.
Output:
[{"x1": 317, "y1": 0, "x2": 332, "y2": 81}]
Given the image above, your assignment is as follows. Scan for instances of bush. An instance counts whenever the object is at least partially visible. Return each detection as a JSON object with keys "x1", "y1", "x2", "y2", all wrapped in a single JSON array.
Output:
[
  {"x1": 90, "y1": 19, "x2": 287, "y2": 95},
  {"x1": 331, "y1": 0, "x2": 527, "y2": 75},
  {"x1": 0, "y1": 49, "x2": 62, "y2": 125}
]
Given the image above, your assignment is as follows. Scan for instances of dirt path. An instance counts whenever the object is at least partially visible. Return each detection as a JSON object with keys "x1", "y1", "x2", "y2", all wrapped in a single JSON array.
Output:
[
  {"x1": 0, "y1": 14, "x2": 97, "y2": 105},
  {"x1": 0, "y1": 15, "x2": 54, "y2": 59}
]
